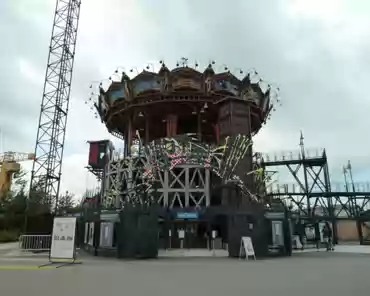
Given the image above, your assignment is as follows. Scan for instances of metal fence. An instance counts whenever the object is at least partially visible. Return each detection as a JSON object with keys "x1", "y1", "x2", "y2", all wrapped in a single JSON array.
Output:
[{"x1": 19, "y1": 235, "x2": 52, "y2": 252}]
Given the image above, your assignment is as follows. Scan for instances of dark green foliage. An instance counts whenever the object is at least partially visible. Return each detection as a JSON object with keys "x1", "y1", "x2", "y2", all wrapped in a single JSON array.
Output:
[
  {"x1": 0, "y1": 229, "x2": 19, "y2": 242},
  {"x1": 0, "y1": 168, "x2": 80, "y2": 235}
]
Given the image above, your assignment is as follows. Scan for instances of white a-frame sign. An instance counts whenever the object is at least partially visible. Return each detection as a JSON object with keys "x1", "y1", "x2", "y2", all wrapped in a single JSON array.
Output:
[
  {"x1": 47, "y1": 217, "x2": 80, "y2": 267},
  {"x1": 239, "y1": 236, "x2": 256, "y2": 260}
]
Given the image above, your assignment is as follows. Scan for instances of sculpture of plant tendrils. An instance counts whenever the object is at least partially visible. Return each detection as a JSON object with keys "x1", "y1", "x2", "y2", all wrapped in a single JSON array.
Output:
[{"x1": 116, "y1": 131, "x2": 274, "y2": 206}]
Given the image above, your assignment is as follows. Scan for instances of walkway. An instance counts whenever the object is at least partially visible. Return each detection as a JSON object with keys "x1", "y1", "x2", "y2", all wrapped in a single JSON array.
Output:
[
  {"x1": 0, "y1": 251, "x2": 368, "y2": 296},
  {"x1": 295, "y1": 244, "x2": 370, "y2": 254}
]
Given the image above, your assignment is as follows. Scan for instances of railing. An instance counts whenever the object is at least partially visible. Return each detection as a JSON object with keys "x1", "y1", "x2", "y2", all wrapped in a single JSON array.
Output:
[
  {"x1": 266, "y1": 182, "x2": 370, "y2": 194},
  {"x1": 19, "y1": 235, "x2": 52, "y2": 252},
  {"x1": 258, "y1": 148, "x2": 325, "y2": 163}
]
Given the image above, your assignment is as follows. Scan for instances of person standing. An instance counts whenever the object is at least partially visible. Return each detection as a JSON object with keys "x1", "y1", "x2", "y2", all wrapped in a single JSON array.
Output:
[
  {"x1": 323, "y1": 222, "x2": 333, "y2": 251},
  {"x1": 314, "y1": 223, "x2": 321, "y2": 251},
  {"x1": 297, "y1": 220, "x2": 305, "y2": 250}
]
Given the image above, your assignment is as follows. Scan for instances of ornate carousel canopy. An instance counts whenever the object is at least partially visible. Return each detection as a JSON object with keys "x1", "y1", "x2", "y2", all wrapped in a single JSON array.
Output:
[{"x1": 87, "y1": 60, "x2": 281, "y2": 141}]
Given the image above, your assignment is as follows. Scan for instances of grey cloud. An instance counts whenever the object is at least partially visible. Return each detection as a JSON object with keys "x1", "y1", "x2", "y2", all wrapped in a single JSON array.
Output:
[{"x1": 1, "y1": 0, "x2": 370, "y2": 194}]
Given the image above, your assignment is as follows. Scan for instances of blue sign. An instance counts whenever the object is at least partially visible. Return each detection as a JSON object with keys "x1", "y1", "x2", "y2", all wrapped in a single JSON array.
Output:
[{"x1": 176, "y1": 212, "x2": 199, "y2": 220}]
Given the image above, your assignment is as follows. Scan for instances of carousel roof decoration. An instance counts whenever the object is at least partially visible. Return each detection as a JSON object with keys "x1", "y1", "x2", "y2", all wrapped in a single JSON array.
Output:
[
  {"x1": 158, "y1": 61, "x2": 170, "y2": 74},
  {"x1": 85, "y1": 59, "x2": 282, "y2": 139}
]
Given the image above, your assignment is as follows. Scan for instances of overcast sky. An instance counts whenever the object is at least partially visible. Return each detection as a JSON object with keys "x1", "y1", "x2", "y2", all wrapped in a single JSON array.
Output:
[{"x1": 1, "y1": 0, "x2": 370, "y2": 198}]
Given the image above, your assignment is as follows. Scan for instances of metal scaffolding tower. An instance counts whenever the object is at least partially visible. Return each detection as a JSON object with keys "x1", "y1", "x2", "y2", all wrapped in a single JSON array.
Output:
[
  {"x1": 29, "y1": 0, "x2": 82, "y2": 206},
  {"x1": 261, "y1": 132, "x2": 370, "y2": 244}
]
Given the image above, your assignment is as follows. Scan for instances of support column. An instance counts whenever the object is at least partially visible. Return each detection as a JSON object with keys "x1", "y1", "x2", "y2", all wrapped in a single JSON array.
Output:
[
  {"x1": 197, "y1": 111, "x2": 202, "y2": 141},
  {"x1": 125, "y1": 116, "x2": 133, "y2": 156},
  {"x1": 185, "y1": 168, "x2": 190, "y2": 207},
  {"x1": 145, "y1": 115, "x2": 150, "y2": 144},
  {"x1": 217, "y1": 99, "x2": 254, "y2": 206},
  {"x1": 164, "y1": 171, "x2": 169, "y2": 207},
  {"x1": 127, "y1": 117, "x2": 133, "y2": 155},
  {"x1": 124, "y1": 132, "x2": 129, "y2": 157},
  {"x1": 166, "y1": 114, "x2": 178, "y2": 137},
  {"x1": 205, "y1": 169, "x2": 210, "y2": 206}
]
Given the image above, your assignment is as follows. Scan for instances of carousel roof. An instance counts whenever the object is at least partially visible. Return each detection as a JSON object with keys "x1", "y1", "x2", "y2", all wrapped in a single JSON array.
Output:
[{"x1": 88, "y1": 62, "x2": 281, "y2": 137}]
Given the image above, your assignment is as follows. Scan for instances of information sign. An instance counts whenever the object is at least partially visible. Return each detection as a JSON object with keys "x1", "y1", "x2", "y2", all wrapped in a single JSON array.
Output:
[
  {"x1": 176, "y1": 212, "x2": 198, "y2": 219},
  {"x1": 88, "y1": 222, "x2": 94, "y2": 245},
  {"x1": 178, "y1": 229, "x2": 185, "y2": 239},
  {"x1": 99, "y1": 222, "x2": 113, "y2": 247},
  {"x1": 239, "y1": 236, "x2": 256, "y2": 260},
  {"x1": 50, "y1": 217, "x2": 77, "y2": 261}
]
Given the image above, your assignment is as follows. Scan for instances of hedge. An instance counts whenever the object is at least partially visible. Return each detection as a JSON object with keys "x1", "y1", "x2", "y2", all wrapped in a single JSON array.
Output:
[{"x1": 0, "y1": 229, "x2": 19, "y2": 243}]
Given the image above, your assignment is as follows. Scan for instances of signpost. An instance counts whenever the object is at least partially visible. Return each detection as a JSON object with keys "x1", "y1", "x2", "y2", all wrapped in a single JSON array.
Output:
[
  {"x1": 168, "y1": 229, "x2": 172, "y2": 249},
  {"x1": 212, "y1": 230, "x2": 217, "y2": 256},
  {"x1": 239, "y1": 236, "x2": 256, "y2": 260},
  {"x1": 40, "y1": 217, "x2": 81, "y2": 268},
  {"x1": 178, "y1": 229, "x2": 185, "y2": 249}
]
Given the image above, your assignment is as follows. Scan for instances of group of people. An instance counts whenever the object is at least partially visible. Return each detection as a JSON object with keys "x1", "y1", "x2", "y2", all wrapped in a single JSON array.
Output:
[{"x1": 297, "y1": 221, "x2": 334, "y2": 251}]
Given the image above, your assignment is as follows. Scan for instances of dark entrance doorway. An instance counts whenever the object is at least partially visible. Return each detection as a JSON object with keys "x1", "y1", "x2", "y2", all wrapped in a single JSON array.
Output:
[{"x1": 168, "y1": 219, "x2": 209, "y2": 249}]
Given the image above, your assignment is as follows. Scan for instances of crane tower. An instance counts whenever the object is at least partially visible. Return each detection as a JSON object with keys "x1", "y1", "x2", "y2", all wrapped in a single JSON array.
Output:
[
  {"x1": 0, "y1": 152, "x2": 35, "y2": 199},
  {"x1": 30, "y1": 0, "x2": 81, "y2": 206}
]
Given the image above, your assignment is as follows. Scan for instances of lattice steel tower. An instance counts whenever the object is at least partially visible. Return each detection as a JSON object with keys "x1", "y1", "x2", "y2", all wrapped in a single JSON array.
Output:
[{"x1": 30, "y1": 0, "x2": 81, "y2": 206}]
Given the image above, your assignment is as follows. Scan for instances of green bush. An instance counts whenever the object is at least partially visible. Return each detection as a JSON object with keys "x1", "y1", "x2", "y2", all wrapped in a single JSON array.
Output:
[{"x1": 0, "y1": 230, "x2": 19, "y2": 243}]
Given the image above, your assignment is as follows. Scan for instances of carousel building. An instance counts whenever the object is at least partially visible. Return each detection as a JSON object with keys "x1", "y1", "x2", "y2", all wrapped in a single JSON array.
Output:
[{"x1": 83, "y1": 61, "x2": 290, "y2": 258}]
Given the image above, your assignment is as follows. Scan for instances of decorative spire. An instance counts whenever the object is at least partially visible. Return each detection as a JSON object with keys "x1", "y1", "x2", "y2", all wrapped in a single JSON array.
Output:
[
  {"x1": 203, "y1": 63, "x2": 215, "y2": 76},
  {"x1": 299, "y1": 131, "x2": 305, "y2": 158},
  {"x1": 179, "y1": 57, "x2": 189, "y2": 67},
  {"x1": 300, "y1": 130, "x2": 304, "y2": 145}
]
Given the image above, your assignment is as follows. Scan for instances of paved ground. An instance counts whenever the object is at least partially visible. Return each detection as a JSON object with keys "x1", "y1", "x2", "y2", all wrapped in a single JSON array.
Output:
[{"x1": 0, "y1": 251, "x2": 368, "y2": 295}]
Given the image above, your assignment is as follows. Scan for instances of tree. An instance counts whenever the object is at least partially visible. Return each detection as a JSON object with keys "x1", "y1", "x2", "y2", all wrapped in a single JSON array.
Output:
[
  {"x1": 57, "y1": 191, "x2": 76, "y2": 214},
  {"x1": 1, "y1": 168, "x2": 78, "y2": 217}
]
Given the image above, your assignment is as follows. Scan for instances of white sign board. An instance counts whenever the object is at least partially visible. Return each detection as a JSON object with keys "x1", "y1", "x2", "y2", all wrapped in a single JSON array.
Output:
[
  {"x1": 178, "y1": 230, "x2": 185, "y2": 239},
  {"x1": 84, "y1": 222, "x2": 88, "y2": 243},
  {"x1": 50, "y1": 217, "x2": 77, "y2": 260},
  {"x1": 88, "y1": 222, "x2": 94, "y2": 245},
  {"x1": 99, "y1": 222, "x2": 113, "y2": 247},
  {"x1": 272, "y1": 221, "x2": 284, "y2": 246},
  {"x1": 239, "y1": 236, "x2": 256, "y2": 260}
]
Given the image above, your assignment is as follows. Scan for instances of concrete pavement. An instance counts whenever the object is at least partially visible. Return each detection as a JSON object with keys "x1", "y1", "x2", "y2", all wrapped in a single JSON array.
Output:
[
  {"x1": 0, "y1": 242, "x2": 18, "y2": 251},
  {"x1": 0, "y1": 251, "x2": 368, "y2": 296}
]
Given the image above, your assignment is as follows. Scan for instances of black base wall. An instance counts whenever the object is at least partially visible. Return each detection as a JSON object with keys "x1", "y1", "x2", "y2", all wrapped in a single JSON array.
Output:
[
  {"x1": 84, "y1": 244, "x2": 96, "y2": 255},
  {"x1": 96, "y1": 247, "x2": 117, "y2": 258},
  {"x1": 228, "y1": 207, "x2": 269, "y2": 258},
  {"x1": 117, "y1": 207, "x2": 159, "y2": 259}
]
